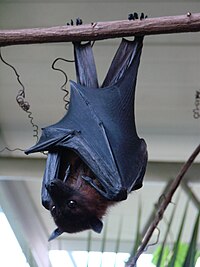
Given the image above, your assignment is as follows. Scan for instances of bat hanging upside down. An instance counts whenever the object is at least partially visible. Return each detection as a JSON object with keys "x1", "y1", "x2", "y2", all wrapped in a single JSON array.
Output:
[
  {"x1": 45, "y1": 151, "x2": 115, "y2": 240},
  {"x1": 25, "y1": 13, "x2": 148, "y2": 241}
]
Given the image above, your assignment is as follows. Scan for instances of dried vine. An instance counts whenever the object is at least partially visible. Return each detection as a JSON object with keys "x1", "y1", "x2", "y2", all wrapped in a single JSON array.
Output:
[
  {"x1": 0, "y1": 49, "x2": 74, "y2": 153},
  {"x1": 0, "y1": 48, "x2": 39, "y2": 152},
  {"x1": 51, "y1": 57, "x2": 74, "y2": 110}
]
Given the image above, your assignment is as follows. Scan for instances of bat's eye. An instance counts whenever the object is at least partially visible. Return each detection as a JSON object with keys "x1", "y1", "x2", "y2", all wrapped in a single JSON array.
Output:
[
  {"x1": 67, "y1": 200, "x2": 77, "y2": 209},
  {"x1": 51, "y1": 205, "x2": 56, "y2": 212}
]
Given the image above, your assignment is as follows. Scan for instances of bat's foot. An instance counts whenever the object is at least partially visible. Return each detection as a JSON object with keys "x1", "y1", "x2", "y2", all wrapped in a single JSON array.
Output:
[
  {"x1": 128, "y1": 12, "x2": 148, "y2": 20},
  {"x1": 67, "y1": 17, "x2": 83, "y2": 26}
]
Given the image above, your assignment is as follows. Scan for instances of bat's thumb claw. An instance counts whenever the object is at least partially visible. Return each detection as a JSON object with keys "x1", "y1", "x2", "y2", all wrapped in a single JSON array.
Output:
[{"x1": 115, "y1": 188, "x2": 127, "y2": 201}]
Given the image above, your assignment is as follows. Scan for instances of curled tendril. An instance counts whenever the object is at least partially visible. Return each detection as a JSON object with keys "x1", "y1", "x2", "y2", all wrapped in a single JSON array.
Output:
[
  {"x1": 0, "y1": 48, "x2": 26, "y2": 93},
  {"x1": 16, "y1": 89, "x2": 30, "y2": 112},
  {"x1": 144, "y1": 227, "x2": 161, "y2": 252},
  {"x1": 0, "y1": 147, "x2": 25, "y2": 153},
  {"x1": 0, "y1": 47, "x2": 39, "y2": 152},
  {"x1": 51, "y1": 57, "x2": 74, "y2": 110}
]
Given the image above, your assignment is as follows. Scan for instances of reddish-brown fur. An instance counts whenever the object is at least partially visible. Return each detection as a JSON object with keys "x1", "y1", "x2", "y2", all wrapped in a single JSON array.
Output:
[
  {"x1": 65, "y1": 151, "x2": 115, "y2": 219},
  {"x1": 48, "y1": 150, "x2": 116, "y2": 235}
]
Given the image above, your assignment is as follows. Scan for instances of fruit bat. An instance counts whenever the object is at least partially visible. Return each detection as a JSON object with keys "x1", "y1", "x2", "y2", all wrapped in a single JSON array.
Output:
[{"x1": 25, "y1": 35, "x2": 147, "y2": 240}]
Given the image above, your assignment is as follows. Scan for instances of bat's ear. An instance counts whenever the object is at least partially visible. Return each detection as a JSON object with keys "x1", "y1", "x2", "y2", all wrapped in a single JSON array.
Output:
[
  {"x1": 48, "y1": 228, "x2": 64, "y2": 241},
  {"x1": 90, "y1": 217, "x2": 103, "y2": 233}
]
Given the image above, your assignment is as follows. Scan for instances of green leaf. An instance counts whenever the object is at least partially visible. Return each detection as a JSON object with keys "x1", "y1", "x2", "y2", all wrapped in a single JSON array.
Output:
[
  {"x1": 157, "y1": 205, "x2": 177, "y2": 266},
  {"x1": 152, "y1": 245, "x2": 170, "y2": 267},
  {"x1": 195, "y1": 250, "x2": 200, "y2": 263},
  {"x1": 168, "y1": 200, "x2": 189, "y2": 267},
  {"x1": 152, "y1": 193, "x2": 180, "y2": 267},
  {"x1": 174, "y1": 243, "x2": 188, "y2": 267},
  {"x1": 182, "y1": 211, "x2": 200, "y2": 267}
]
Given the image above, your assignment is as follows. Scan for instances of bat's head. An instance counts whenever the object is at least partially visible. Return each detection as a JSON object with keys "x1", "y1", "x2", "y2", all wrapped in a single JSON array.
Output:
[{"x1": 46, "y1": 179, "x2": 106, "y2": 241}]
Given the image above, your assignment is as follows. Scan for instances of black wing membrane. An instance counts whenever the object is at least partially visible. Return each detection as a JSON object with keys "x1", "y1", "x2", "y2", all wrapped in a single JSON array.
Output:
[
  {"x1": 25, "y1": 37, "x2": 147, "y2": 205},
  {"x1": 74, "y1": 41, "x2": 99, "y2": 88}
]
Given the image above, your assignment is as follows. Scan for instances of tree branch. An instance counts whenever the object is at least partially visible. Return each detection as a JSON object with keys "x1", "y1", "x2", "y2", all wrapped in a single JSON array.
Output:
[
  {"x1": 0, "y1": 13, "x2": 200, "y2": 47},
  {"x1": 126, "y1": 143, "x2": 200, "y2": 267}
]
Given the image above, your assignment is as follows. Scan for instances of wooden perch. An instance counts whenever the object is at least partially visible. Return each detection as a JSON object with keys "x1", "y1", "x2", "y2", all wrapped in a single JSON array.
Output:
[{"x1": 0, "y1": 12, "x2": 200, "y2": 46}]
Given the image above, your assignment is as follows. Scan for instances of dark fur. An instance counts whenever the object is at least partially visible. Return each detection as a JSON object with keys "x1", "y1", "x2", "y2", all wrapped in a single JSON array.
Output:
[{"x1": 46, "y1": 151, "x2": 115, "y2": 235}]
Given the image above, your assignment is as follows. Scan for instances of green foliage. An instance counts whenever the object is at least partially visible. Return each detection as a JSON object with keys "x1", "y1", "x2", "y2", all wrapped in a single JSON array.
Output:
[
  {"x1": 167, "y1": 200, "x2": 189, "y2": 267},
  {"x1": 156, "y1": 194, "x2": 180, "y2": 267},
  {"x1": 85, "y1": 191, "x2": 200, "y2": 267},
  {"x1": 152, "y1": 245, "x2": 171, "y2": 267},
  {"x1": 153, "y1": 243, "x2": 194, "y2": 267},
  {"x1": 152, "y1": 199, "x2": 200, "y2": 267},
  {"x1": 182, "y1": 212, "x2": 200, "y2": 267}
]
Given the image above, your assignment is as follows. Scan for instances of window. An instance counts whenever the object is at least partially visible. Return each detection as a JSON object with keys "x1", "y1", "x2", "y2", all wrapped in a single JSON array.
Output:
[
  {"x1": 49, "y1": 250, "x2": 155, "y2": 267},
  {"x1": 0, "y1": 210, "x2": 30, "y2": 267}
]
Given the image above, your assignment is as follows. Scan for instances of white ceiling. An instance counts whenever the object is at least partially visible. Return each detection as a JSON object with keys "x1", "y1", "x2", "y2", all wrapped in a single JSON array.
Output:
[{"x1": 0, "y1": 1, "x2": 200, "y2": 267}]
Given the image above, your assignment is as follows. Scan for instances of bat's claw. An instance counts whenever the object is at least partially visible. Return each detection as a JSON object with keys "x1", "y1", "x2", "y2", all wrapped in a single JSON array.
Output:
[
  {"x1": 128, "y1": 12, "x2": 148, "y2": 20},
  {"x1": 67, "y1": 17, "x2": 83, "y2": 26},
  {"x1": 45, "y1": 181, "x2": 57, "y2": 192},
  {"x1": 76, "y1": 17, "x2": 83, "y2": 25}
]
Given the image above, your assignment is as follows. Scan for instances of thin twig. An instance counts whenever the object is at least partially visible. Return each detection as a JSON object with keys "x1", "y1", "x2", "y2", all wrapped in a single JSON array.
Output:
[
  {"x1": 0, "y1": 13, "x2": 200, "y2": 47},
  {"x1": 126, "y1": 143, "x2": 200, "y2": 267}
]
